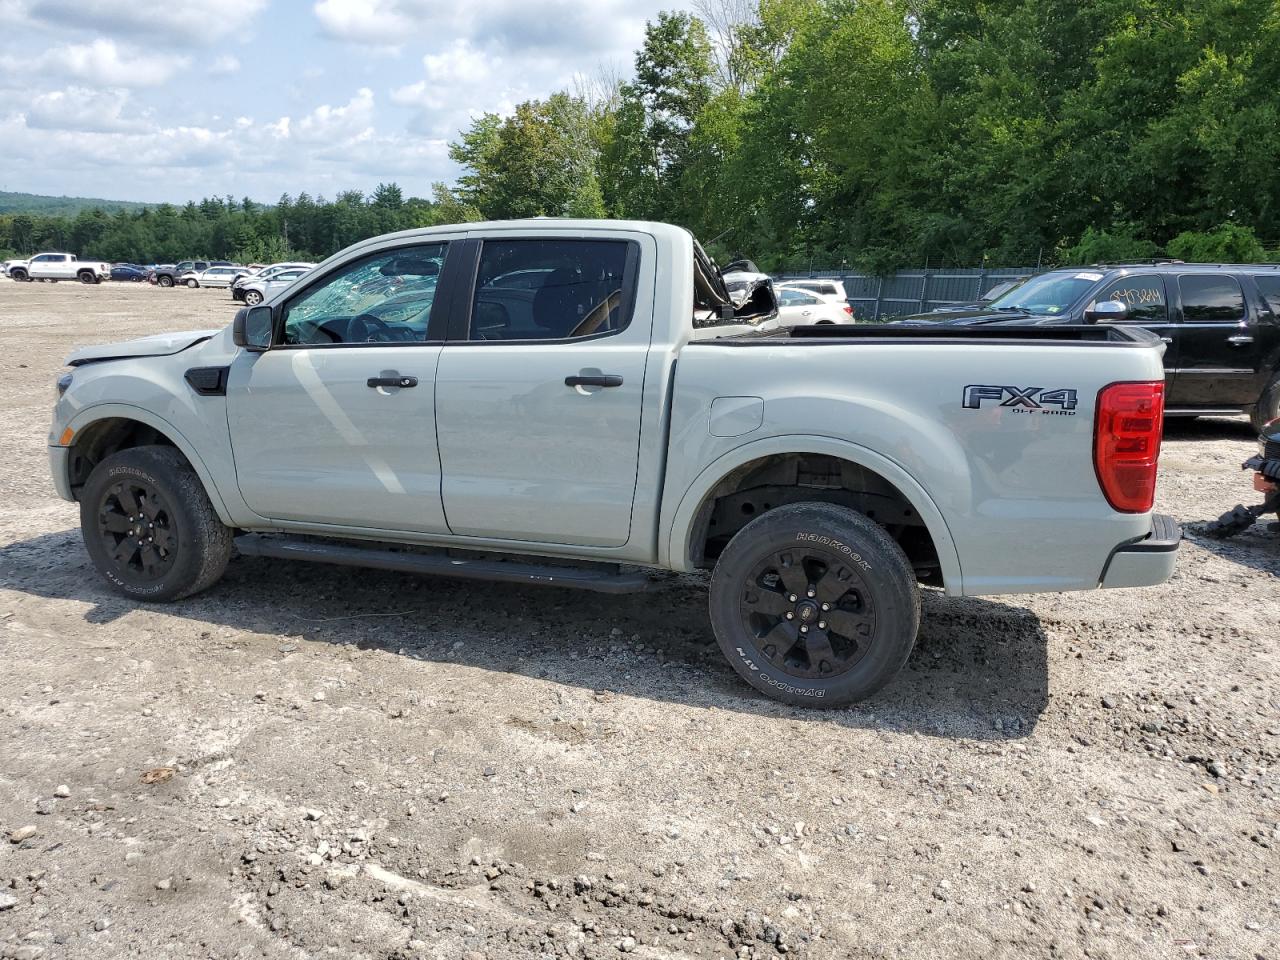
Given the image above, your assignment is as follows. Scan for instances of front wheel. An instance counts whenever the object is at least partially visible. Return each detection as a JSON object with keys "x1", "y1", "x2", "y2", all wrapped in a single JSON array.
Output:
[
  {"x1": 708, "y1": 503, "x2": 920, "y2": 707},
  {"x1": 243, "y1": 290, "x2": 263, "y2": 306},
  {"x1": 80, "y1": 446, "x2": 233, "y2": 602},
  {"x1": 186, "y1": 278, "x2": 199, "y2": 288},
  {"x1": 9, "y1": 269, "x2": 28, "y2": 281},
  {"x1": 1251, "y1": 372, "x2": 1280, "y2": 432}
]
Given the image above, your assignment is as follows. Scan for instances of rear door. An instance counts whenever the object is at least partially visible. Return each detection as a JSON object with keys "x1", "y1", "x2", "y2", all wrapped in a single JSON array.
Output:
[
  {"x1": 1171, "y1": 273, "x2": 1259, "y2": 407},
  {"x1": 434, "y1": 232, "x2": 652, "y2": 547}
]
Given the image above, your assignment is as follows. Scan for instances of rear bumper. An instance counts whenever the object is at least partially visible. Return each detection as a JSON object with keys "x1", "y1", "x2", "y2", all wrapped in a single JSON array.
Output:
[{"x1": 1100, "y1": 513, "x2": 1180, "y2": 589}]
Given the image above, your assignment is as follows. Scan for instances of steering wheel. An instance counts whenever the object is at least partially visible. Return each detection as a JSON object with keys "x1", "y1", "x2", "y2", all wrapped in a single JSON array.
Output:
[{"x1": 354, "y1": 313, "x2": 396, "y2": 342}]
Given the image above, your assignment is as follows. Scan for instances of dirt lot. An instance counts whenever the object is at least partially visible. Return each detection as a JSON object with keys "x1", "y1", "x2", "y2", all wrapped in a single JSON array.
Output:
[{"x1": 0, "y1": 279, "x2": 1277, "y2": 960}]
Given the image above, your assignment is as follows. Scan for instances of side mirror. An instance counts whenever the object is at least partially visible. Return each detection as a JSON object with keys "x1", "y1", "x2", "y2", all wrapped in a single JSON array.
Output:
[
  {"x1": 1086, "y1": 300, "x2": 1128, "y2": 324},
  {"x1": 233, "y1": 305, "x2": 274, "y2": 351}
]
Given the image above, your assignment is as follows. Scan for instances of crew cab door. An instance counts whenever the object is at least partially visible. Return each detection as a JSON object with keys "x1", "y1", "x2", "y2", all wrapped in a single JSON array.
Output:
[
  {"x1": 225, "y1": 239, "x2": 456, "y2": 533},
  {"x1": 1170, "y1": 273, "x2": 1260, "y2": 407},
  {"x1": 434, "y1": 233, "x2": 651, "y2": 548}
]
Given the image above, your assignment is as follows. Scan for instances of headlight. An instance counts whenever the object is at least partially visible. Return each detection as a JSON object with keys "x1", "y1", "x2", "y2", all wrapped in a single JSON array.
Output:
[{"x1": 56, "y1": 372, "x2": 73, "y2": 398}]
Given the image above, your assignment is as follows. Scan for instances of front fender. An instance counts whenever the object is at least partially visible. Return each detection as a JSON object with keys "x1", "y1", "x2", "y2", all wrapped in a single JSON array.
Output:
[
  {"x1": 661, "y1": 433, "x2": 963, "y2": 593},
  {"x1": 58, "y1": 402, "x2": 234, "y2": 526}
]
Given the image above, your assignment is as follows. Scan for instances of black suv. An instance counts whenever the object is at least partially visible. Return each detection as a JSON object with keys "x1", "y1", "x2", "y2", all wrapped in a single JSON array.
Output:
[{"x1": 901, "y1": 262, "x2": 1280, "y2": 429}]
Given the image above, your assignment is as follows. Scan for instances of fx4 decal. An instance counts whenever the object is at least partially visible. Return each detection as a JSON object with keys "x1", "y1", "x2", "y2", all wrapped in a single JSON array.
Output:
[{"x1": 963, "y1": 385, "x2": 1079, "y2": 415}]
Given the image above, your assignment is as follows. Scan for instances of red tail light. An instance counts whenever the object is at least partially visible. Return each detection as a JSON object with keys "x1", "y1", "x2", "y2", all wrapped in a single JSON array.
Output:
[
  {"x1": 843, "y1": 305, "x2": 853, "y2": 315},
  {"x1": 1094, "y1": 381, "x2": 1165, "y2": 512}
]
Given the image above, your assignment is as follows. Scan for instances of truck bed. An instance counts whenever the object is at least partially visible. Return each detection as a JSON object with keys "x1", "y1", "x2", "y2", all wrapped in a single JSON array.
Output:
[{"x1": 782, "y1": 322, "x2": 1160, "y2": 346}]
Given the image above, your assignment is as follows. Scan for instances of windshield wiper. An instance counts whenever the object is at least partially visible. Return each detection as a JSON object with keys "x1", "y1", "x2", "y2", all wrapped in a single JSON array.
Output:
[{"x1": 994, "y1": 305, "x2": 1031, "y2": 312}]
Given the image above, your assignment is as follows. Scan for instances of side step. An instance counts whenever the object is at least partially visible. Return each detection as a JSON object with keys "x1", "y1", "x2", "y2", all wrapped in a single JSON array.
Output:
[{"x1": 233, "y1": 534, "x2": 657, "y2": 594}]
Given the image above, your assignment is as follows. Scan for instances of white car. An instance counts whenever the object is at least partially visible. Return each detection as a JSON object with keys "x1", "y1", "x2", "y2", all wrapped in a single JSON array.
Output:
[
  {"x1": 232, "y1": 262, "x2": 315, "y2": 302},
  {"x1": 776, "y1": 286, "x2": 854, "y2": 325},
  {"x1": 7, "y1": 252, "x2": 111, "y2": 284},
  {"x1": 778, "y1": 278, "x2": 848, "y2": 301},
  {"x1": 237, "y1": 266, "x2": 312, "y2": 305},
  {"x1": 181, "y1": 265, "x2": 251, "y2": 289}
]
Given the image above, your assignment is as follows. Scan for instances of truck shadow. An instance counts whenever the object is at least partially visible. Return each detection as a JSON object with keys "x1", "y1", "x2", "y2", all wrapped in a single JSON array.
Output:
[
  {"x1": 0, "y1": 529, "x2": 1049, "y2": 740},
  {"x1": 1161, "y1": 415, "x2": 1256, "y2": 443}
]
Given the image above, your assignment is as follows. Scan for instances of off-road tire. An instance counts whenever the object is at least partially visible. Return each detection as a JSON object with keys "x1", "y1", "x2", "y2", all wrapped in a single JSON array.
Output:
[
  {"x1": 186, "y1": 278, "x2": 199, "y2": 288},
  {"x1": 709, "y1": 502, "x2": 920, "y2": 707},
  {"x1": 78, "y1": 270, "x2": 96, "y2": 284},
  {"x1": 80, "y1": 446, "x2": 232, "y2": 602},
  {"x1": 243, "y1": 290, "x2": 263, "y2": 306},
  {"x1": 1251, "y1": 372, "x2": 1280, "y2": 432},
  {"x1": 157, "y1": 274, "x2": 173, "y2": 288},
  {"x1": 9, "y1": 268, "x2": 28, "y2": 281}
]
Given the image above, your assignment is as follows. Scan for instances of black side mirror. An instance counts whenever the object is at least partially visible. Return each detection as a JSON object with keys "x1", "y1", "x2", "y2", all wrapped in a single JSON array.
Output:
[
  {"x1": 1086, "y1": 299, "x2": 1129, "y2": 324},
  {"x1": 233, "y1": 305, "x2": 274, "y2": 351}
]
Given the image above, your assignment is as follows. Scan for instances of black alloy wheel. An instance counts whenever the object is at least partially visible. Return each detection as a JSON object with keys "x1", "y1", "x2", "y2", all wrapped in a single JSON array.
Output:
[
  {"x1": 741, "y1": 547, "x2": 876, "y2": 680},
  {"x1": 96, "y1": 476, "x2": 178, "y2": 585}
]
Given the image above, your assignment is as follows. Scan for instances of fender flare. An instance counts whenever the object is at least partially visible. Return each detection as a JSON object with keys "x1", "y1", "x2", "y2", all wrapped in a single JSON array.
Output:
[
  {"x1": 662, "y1": 433, "x2": 964, "y2": 594},
  {"x1": 63, "y1": 402, "x2": 234, "y2": 526}
]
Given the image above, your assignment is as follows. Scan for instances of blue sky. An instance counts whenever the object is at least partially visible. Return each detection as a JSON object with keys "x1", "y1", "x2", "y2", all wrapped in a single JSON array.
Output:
[{"x1": 0, "y1": 0, "x2": 678, "y2": 204}]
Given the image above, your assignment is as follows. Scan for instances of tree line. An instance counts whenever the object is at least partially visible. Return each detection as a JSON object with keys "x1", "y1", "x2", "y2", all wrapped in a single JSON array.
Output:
[{"x1": 3, "y1": 0, "x2": 1279, "y2": 273}]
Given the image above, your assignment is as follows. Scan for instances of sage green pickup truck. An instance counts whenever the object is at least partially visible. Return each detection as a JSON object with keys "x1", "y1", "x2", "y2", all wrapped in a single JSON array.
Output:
[{"x1": 49, "y1": 220, "x2": 1179, "y2": 706}]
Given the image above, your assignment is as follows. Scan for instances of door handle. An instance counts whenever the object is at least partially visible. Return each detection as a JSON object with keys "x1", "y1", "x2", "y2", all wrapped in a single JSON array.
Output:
[
  {"x1": 367, "y1": 375, "x2": 418, "y2": 388},
  {"x1": 565, "y1": 374, "x2": 623, "y2": 388},
  {"x1": 1227, "y1": 334, "x2": 1254, "y2": 345}
]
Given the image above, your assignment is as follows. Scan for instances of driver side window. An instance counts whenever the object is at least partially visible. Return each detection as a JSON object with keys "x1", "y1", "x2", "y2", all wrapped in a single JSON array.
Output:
[{"x1": 281, "y1": 243, "x2": 447, "y2": 345}]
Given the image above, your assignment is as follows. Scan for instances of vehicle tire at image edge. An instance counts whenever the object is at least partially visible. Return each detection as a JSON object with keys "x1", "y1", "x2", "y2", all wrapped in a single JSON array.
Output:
[
  {"x1": 708, "y1": 502, "x2": 920, "y2": 707},
  {"x1": 79, "y1": 445, "x2": 233, "y2": 602},
  {"x1": 1251, "y1": 371, "x2": 1280, "y2": 431}
]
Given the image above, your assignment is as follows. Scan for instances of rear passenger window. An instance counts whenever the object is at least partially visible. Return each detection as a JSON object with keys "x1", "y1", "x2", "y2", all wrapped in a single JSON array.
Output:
[
  {"x1": 1178, "y1": 275, "x2": 1245, "y2": 323},
  {"x1": 469, "y1": 239, "x2": 632, "y2": 341},
  {"x1": 1099, "y1": 274, "x2": 1166, "y2": 323},
  {"x1": 1253, "y1": 275, "x2": 1280, "y2": 313}
]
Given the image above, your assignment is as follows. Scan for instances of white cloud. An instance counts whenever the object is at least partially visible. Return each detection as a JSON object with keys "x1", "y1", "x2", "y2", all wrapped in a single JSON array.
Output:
[
  {"x1": 15, "y1": 0, "x2": 268, "y2": 45},
  {"x1": 0, "y1": 38, "x2": 189, "y2": 88},
  {"x1": 281, "y1": 87, "x2": 376, "y2": 144},
  {"x1": 24, "y1": 86, "x2": 149, "y2": 133},
  {"x1": 210, "y1": 55, "x2": 241, "y2": 76}
]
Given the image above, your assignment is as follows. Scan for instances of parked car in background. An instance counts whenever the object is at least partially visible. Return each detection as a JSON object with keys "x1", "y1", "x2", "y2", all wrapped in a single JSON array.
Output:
[
  {"x1": 110, "y1": 264, "x2": 149, "y2": 282},
  {"x1": 928, "y1": 276, "x2": 1029, "y2": 314},
  {"x1": 776, "y1": 286, "x2": 855, "y2": 325},
  {"x1": 778, "y1": 278, "x2": 849, "y2": 302},
  {"x1": 150, "y1": 260, "x2": 232, "y2": 288},
  {"x1": 231, "y1": 262, "x2": 315, "y2": 302},
  {"x1": 181, "y1": 265, "x2": 251, "y2": 288},
  {"x1": 237, "y1": 266, "x2": 312, "y2": 305},
  {"x1": 7, "y1": 253, "x2": 111, "y2": 284},
  {"x1": 898, "y1": 262, "x2": 1280, "y2": 430}
]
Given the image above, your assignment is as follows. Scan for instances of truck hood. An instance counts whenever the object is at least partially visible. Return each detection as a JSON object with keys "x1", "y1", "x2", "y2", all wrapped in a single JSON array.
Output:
[
  {"x1": 66, "y1": 329, "x2": 219, "y2": 367},
  {"x1": 895, "y1": 308, "x2": 1063, "y2": 326}
]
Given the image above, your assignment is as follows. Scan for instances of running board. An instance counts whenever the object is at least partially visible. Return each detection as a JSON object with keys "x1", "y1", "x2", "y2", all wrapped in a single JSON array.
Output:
[{"x1": 233, "y1": 534, "x2": 657, "y2": 594}]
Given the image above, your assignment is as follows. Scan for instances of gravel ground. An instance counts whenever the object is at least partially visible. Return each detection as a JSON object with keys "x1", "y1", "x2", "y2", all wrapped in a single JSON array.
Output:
[{"x1": 0, "y1": 280, "x2": 1277, "y2": 960}]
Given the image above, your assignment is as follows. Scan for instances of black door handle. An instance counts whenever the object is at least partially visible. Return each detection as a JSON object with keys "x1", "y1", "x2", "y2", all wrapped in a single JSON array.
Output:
[
  {"x1": 367, "y1": 375, "x2": 418, "y2": 388},
  {"x1": 565, "y1": 374, "x2": 623, "y2": 388}
]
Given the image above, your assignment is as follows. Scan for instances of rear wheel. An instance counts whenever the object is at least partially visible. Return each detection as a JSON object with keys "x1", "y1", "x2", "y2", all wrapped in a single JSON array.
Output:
[
  {"x1": 1251, "y1": 371, "x2": 1280, "y2": 431},
  {"x1": 157, "y1": 274, "x2": 173, "y2": 288},
  {"x1": 709, "y1": 503, "x2": 920, "y2": 707},
  {"x1": 80, "y1": 446, "x2": 232, "y2": 602},
  {"x1": 243, "y1": 290, "x2": 263, "y2": 306},
  {"x1": 78, "y1": 270, "x2": 96, "y2": 284}
]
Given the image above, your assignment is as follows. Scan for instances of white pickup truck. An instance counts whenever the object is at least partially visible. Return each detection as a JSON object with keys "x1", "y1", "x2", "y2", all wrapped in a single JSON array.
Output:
[
  {"x1": 48, "y1": 219, "x2": 1179, "y2": 706},
  {"x1": 9, "y1": 252, "x2": 111, "y2": 284}
]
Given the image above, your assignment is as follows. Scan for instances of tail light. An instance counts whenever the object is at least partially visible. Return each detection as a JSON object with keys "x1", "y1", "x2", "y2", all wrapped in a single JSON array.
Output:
[
  {"x1": 1094, "y1": 381, "x2": 1165, "y2": 512},
  {"x1": 843, "y1": 305, "x2": 853, "y2": 316}
]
